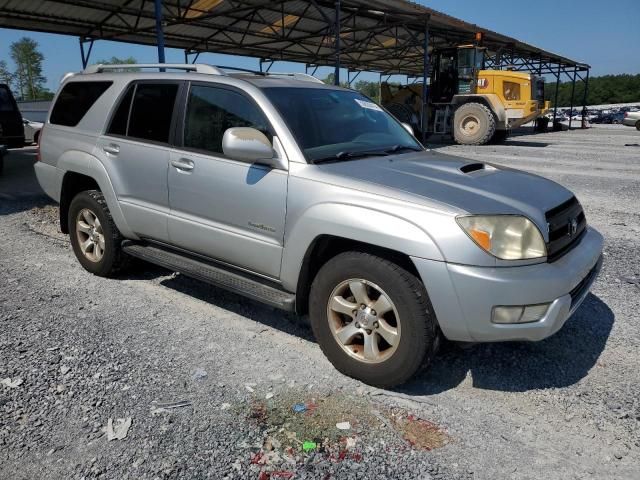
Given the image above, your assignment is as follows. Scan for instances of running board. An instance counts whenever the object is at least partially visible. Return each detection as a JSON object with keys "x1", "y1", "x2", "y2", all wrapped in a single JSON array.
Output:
[{"x1": 122, "y1": 241, "x2": 296, "y2": 311}]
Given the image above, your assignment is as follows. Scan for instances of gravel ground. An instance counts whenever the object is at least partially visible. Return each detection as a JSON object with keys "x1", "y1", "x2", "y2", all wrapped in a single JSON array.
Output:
[{"x1": 1, "y1": 125, "x2": 639, "y2": 479}]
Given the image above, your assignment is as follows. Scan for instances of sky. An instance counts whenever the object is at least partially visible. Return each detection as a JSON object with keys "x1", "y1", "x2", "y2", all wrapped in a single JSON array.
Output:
[{"x1": 0, "y1": 0, "x2": 639, "y2": 92}]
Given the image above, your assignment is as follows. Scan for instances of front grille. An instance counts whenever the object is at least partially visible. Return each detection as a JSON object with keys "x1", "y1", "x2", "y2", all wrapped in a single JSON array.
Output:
[{"x1": 545, "y1": 196, "x2": 586, "y2": 262}]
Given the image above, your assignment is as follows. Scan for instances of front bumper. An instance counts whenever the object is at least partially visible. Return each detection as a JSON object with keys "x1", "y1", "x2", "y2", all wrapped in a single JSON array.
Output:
[{"x1": 412, "y1": 227, "x2": 604, "y2": 342}]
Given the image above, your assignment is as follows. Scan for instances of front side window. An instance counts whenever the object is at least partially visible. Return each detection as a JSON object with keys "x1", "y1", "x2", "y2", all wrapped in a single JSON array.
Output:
[
  {"x1": 50, "y1": 81, "x2": 112, "y2": 126},
  {"x1": 263, "y1": 87, "x2": 422, "y2": 162},
  {"x1": 183, "y1": 85, "x2": 272, "y2": 155}
]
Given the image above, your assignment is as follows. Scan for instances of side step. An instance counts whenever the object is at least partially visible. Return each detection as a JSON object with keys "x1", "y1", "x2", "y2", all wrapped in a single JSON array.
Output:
[{"x1": 122, "y1": 241, "x2": 296, "y2": 311}]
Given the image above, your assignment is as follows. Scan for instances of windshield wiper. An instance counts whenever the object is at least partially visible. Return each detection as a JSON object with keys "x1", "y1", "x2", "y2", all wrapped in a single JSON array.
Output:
[
  {"x1": 311, "y1": 149, "x2": 390, "y2": 164},
  {"x1": 384, "y1": 144, "x2": 424, "y2": 154}
]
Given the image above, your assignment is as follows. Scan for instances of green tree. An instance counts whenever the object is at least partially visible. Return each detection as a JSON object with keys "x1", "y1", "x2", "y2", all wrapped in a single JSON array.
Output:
[
  {"x1": 353, "y1": 80, "x2": 380, "y2": 103},
  {"x1": 95, "y1": 56, "x2": 139, "y2": 72},
  {"x1": 0, "y1": 60, "x2": 14, "y2": 91},
  {"x1": 10, "y1": 37, "x2": 47, "y2": 100}
]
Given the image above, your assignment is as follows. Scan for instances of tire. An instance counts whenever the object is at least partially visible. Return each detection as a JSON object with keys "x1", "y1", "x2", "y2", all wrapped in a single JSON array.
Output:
[
  {"x1": 635, "y1": 121, "x2": 640, "y2": 131},
  {"x1": 453, "y1": 102, "x2": 496, "y2": 145},
  {"x1": 490, "y1": 129, "x2": 509, "y2": 144},
  {"x1": 68, "y1": 190, "x2": 130, "y2": 277},
  {"x1": 309, "y1": 251, "x2": 439, "y2": 388}
]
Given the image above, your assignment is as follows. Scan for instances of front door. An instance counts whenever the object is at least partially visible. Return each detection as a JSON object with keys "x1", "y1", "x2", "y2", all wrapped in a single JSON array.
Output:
[{"x1": 167, "y1": 83, "x2": 287, "y2": 278}]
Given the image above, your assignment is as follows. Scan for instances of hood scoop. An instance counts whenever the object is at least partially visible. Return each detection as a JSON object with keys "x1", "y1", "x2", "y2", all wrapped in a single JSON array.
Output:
[{"x1": 459, "y1": 162, "x2": 487, "y2": 174}]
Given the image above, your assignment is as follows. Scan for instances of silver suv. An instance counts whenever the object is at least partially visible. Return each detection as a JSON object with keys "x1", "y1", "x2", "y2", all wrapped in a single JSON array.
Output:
[{"x1": 35, "y1": 64, "x2": 603, "y2": 387}]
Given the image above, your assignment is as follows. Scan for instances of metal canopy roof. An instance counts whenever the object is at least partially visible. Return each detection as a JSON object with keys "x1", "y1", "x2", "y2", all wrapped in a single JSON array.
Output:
[{"x1": 0, "y1": 0, "x2": 589, "y2": 76}]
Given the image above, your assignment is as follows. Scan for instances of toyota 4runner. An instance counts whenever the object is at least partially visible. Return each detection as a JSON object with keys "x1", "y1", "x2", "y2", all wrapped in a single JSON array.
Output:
[{"x1": 35, "y1": 64, "x2": 603, "y2": 387}]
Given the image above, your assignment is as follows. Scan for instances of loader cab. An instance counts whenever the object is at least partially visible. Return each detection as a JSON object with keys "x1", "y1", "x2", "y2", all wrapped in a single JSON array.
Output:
[{"x1": 431, "y1": 46, "x2": 486, "y2": 102}]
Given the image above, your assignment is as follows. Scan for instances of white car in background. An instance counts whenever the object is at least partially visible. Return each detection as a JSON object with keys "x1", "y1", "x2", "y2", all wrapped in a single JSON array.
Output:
[
  {"x1": 622, "y1": 111, "x2": 640, "y2": 130},
  {"x1": 22, "y1": 118, "x2": 43, "y2": 144}
]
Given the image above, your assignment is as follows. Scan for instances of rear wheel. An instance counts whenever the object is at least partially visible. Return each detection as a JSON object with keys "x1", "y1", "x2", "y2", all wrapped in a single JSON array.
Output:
[
  {"x1": 68, "y1": 190, "x2": 130, "y2": 277},
  {"x1": 309, "y1": 251, "x2": 439, "y2": 388},
  {"x1": 453, "y1": 102, "x2": 496, "y2": 145}
]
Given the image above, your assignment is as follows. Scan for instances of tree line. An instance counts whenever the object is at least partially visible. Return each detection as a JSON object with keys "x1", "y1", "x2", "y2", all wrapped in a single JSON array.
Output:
[
  {"x1": 544, "y1": 74, "x2": 640, "y2": 107},
  {"x1": 325, "y1": 73, "x2": 640, "y2": 108}
]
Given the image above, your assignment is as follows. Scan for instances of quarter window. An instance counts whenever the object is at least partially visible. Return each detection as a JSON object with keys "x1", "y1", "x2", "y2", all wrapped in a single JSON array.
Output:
[
  {"x1": 50, "y1": 81, "x2": 112, "y2": 126},
  {"x1": 184, "y1": 85, "x2": 271, "y2": 155}
]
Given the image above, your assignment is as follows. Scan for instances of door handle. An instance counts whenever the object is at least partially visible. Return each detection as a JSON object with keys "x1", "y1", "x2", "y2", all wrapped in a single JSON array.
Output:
[
  {"x1": 171, "y1": 158, "x2": 195, "y2": 172},
  {"x1": 103, "y1": 143, "x2": 120, "y2": 155}
]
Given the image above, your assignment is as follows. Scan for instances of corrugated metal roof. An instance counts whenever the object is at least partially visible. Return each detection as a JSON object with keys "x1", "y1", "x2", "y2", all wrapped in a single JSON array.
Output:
[{"x1": 0, "y1": 0, "x2": 589, "y2": 75}]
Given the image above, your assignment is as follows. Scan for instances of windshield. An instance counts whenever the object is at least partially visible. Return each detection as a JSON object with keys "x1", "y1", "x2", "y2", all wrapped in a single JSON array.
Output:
[{"x1": 262, "y1": 87, "x2": 423, "y2": 162}]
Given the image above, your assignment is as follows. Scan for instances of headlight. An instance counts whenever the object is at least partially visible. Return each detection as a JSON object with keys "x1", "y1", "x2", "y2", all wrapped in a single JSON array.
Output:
[{"x1": 456, "y1": 215, "x2": 546, "y2": 260}]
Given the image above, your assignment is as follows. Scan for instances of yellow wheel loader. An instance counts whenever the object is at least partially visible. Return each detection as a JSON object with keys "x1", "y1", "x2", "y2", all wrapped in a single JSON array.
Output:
[{"x1": 381, "y1": 46, "x2": 550, "y2": 145}]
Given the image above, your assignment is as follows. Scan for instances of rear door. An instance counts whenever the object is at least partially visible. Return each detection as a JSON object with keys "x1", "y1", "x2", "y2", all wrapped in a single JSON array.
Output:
[
  {"x1": 96, "y1": 81, "x2": 182, "y2": 242},
  {"x1": 167, "y1": 82, "x2": 287, "y2": 278}
]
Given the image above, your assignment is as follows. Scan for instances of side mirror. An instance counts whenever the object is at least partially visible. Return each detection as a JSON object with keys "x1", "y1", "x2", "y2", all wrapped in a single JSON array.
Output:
[
  {"x1": 222, "y1": 127, "x2": 277, "y2": 167},
  {"x1": 401, "y1": 122, "x2": 414, "y2": 135}
]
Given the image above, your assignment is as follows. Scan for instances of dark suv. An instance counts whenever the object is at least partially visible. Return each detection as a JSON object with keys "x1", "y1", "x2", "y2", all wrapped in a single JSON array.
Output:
[{"x1": 0, "y1": 84, "x2": 25, "y2": 148}]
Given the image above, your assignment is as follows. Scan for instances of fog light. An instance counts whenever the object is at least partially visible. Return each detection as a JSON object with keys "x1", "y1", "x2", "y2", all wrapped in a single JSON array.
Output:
[{"x1": 492, "y1": 303, "x2": 550, "y2": 324}]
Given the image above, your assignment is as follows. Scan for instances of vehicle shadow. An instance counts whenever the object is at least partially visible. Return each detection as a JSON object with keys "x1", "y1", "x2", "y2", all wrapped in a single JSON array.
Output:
[
  {"x1": 157, "y1": 273, "x2": 314, "y2": 342},
  {"x1": 401, "y1": 293, "x2": 613, "y2": 394},
  {"x1": 501, "y1": 140, "x2": 549, "y2": 148}
]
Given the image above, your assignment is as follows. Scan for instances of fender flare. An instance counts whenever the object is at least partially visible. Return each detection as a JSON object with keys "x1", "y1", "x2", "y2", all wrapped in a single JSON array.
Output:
[
  {"x1": 279, "y1": 202, "x2": 444, "y2": 292},
  {"x1": 57, "y1": 150, "x2": 137, "y2": 239}
]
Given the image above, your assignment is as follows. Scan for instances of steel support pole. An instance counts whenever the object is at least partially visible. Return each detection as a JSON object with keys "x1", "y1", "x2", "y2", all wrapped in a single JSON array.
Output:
[
  {"x1": 421, "y1": 21, "x2": 430, "y2": 142},
  {"x1": 552, "y1": 64, "x2": 561, "y2": 125},
  {"x1": 154, "y1": 0, "x2": 166, "y2": 64},
  {"x1": 334, "y1": 0, "x2": 341, "y2": 85},
  {"x1": 79, "y1": 37, "x2": 94, "y2": 69},
  {"x1": 581, "y1": 69, "x2": 590, "y2": 128},
  {"x1": 568, "y1": 68, "x2": 577, "y2": 129}
]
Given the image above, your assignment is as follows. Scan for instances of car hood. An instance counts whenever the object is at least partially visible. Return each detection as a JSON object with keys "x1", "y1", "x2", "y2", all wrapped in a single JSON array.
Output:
[{"x1": 317, "y1": 150, "x2": 574, "y2": 235}]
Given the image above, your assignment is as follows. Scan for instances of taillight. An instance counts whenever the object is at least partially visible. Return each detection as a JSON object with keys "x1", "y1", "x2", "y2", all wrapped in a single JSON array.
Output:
[
  {"x1": 624, "y1": 112, "x2": 628, "y2": 118},
  {"x1": 36, "y1": 126, "x2": 43, "y2": 162}
]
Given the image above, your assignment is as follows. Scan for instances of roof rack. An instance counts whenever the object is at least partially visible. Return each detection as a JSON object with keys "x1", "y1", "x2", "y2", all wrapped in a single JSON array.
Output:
[
  {"x1": 263, "y1": 72, "x2": 324, "y2": 84},
  {"x1": 83, "y1": 63, "x2": 225, "y2": 75}
]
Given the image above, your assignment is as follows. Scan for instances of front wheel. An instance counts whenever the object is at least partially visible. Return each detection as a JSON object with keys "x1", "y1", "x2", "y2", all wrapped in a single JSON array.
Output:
[
  {"x1": 453, "y1": 102, "x2": 496, "y2": 145},
  {"x1": 309, "y1": 251, "x2": 439, "y2": 388},
  {"x1": 636, "y1": 120, "x2": 640, "y2": 131}
]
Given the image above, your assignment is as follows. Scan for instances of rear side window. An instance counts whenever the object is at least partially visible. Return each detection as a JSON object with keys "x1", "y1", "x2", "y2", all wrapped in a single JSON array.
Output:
[
  {"x1": 107, "y1": 85, "x2": 134, "y2": 136},
  {"x1": 0, "y1": 85, "x2": 18, "y2": 112},
  {"x1": 128, "y1": 83, "x2": 178, "y2": 143},
  {"x1": 50, "y1": 81, "x2": 112, "y2": 126},
  {"x1": 107, "y1": 83, "x2": 178, "y2": 143}
]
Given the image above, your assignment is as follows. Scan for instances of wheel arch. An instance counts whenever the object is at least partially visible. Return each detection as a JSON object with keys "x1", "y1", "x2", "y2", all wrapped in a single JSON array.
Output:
[
  {"x1": 57, "y1": 151, "x2": 136, "y2": 238},
  {"x1": 281, "y1": 204, "x2": 444, "y2": 315}
]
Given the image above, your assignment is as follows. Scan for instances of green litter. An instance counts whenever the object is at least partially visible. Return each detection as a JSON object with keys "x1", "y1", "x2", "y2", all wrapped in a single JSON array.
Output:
[{"x1": 302, "y1": 440, "x2": 317, "y2": 452}]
